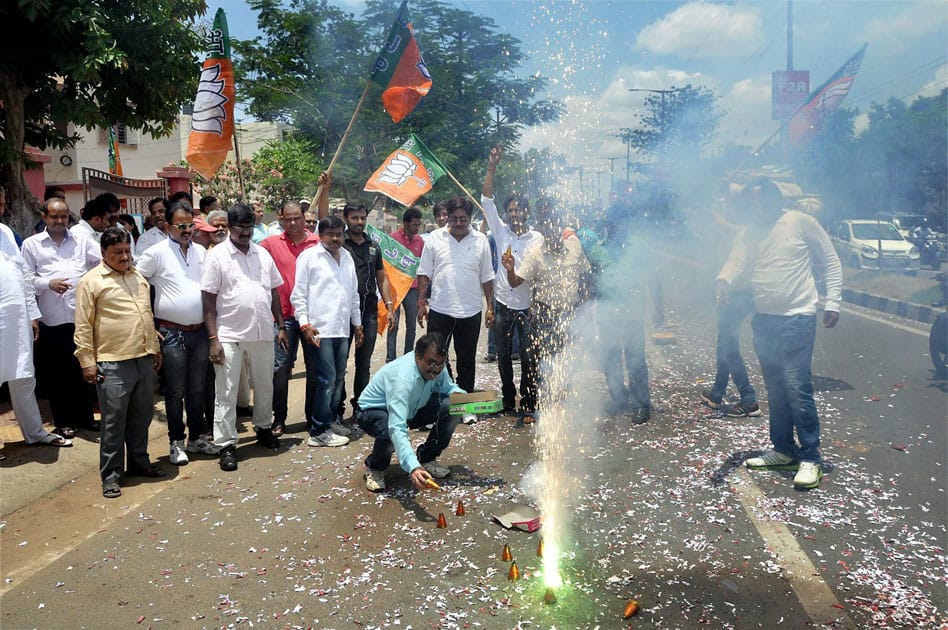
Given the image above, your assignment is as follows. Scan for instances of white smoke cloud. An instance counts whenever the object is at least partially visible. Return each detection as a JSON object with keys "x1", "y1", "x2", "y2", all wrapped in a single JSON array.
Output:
[{"x1": 635, "y1": 2, "x2": 764, "y2": 59}]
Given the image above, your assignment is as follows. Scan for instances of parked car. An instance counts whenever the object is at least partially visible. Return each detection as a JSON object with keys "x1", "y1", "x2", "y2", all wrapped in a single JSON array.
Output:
[{"x1": 830, "y1": 219, "x2": 921, "y2": 274}]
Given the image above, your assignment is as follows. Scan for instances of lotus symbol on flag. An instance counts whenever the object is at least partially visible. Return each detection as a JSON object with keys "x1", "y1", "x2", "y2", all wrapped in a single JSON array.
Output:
[
  {"x1": 191, "y1": 63, "x2": 229, "y2": 135},
  {"x1": 377, "y1": 153, "x2": 417, "y2": 186}
]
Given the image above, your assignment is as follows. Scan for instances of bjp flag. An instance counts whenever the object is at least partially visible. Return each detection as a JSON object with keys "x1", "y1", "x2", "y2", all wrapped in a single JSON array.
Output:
[
  {"x1": 185, "y1": 8, "x2": 235, "y2": 179},
  {"x1": 364, "y1": 134, "x2": 446, "y2": 207},
  {"x1": 366, "y1": 225, "x2": 421, "y2": 333},
  {"x1": 370, "y1": 1, "x2": 432, "y2": 122}
]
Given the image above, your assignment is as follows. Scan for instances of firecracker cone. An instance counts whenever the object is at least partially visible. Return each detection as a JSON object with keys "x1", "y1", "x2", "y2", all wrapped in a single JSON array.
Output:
[
  {"x1": 455, "y1": 500, "x2": 465, "y2": 516},
  {"x1": 436, "y1": 513, "x2": 447, "y2": 529},
  {"x1": 507, "y1": 561, "x2": 520, "y2": 581},
  {"x1": 536, "y1": 537, "x2": 544, "y2": 558},
  {"x1": 623, "y1": 599, "x2": 640, "y2": 618},
  {"x1": 543, "y1": 588, "x2": 556, "y2": 605},
  {"x1": 501, "y1": 543, "x2": 513, "y2": 562}
]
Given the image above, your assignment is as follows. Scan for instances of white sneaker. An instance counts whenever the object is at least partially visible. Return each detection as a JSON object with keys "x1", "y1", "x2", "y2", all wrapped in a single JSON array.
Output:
[
  {"x1": 308, "y1": 429, "x2": 350, "y2": 447},
  {"x1": 329, "y1": 420, "x2": 352, "y2": 437},
  {"x1": 186, "y1": 436, "x2": 220, "y2": 455},
  {"x1": 793, "y1": 461, "x2": 823, "y2": 489},
  {"x1": 423, "y1": 460, "x2": 450, "y2": 478},
  {"x1": 745, "y1": 449, "x2": 798, "y2": 470},
  {"x1": 169, "y1": 440, "x2": 189, "y2": 465},
  {"x1": 364, "y1": 469, "x2": 386, "y2": 492},
  {"x1": 462, "y1": 413, "x2": 477, "y2": 425}
]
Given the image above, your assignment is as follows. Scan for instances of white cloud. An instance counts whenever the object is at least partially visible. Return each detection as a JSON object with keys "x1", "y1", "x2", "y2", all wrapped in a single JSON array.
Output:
[
  {"x1": 717, "y1": 77, "x2": 775, "y2": 149},
  {"x1": 636, "y1": 2, "x2": 764, "y2": 59},
  {"x1": 914, "y1": 62, "x2": 948, "y2": 100},
  {"x1": 519, "y1": 66, "x2": 709, "y2": 177},
  {"x1": 864, "y1": 2, "x2": 946, "y2": 52}
]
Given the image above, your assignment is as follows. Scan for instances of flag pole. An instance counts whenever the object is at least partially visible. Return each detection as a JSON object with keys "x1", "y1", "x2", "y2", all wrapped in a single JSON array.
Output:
[
  {"x1": 444, "y1": 170, "x2": 484, "y2": 214},
  {"x1": 312, "y1": 81, "x2": 373, "y2": 213},
  {"x1": 232, "y1": 130, "x2": 247, "y2": 202}
]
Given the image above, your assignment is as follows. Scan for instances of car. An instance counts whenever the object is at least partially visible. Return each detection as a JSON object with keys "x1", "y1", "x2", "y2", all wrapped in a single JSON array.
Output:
[{"x1": 830, "y1": 219, "x2": 921, "y2": 274}]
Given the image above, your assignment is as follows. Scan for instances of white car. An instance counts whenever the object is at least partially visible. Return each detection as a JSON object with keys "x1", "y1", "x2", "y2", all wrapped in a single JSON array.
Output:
[{"x1": 830, "y1": 219, "x2": 920, "y2": 273}]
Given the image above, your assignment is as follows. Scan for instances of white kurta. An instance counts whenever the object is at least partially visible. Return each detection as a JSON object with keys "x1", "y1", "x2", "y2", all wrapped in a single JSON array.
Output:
[{"x1": 0, "y1": 249, "x2": 41, "y2": 381}]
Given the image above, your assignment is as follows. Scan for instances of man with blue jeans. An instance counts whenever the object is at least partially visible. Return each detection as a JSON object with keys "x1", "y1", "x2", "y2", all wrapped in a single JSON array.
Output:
[
  {"x1": 700, "y1": 286, "x2": 759, "y2": 417},
  {"x1": 717, "y1": 179, "x2": 841, "y2": 489},
  {"x1": 261, "y1": 195, "x2": 321, "y2": 435},
  {"x1": 357, "y1": 333, "x2": 464, "y2": 492},
  {"x1": 291, "y1": 215, "x2": 363, "y2": 447},
  {"x1": 137, "y1": 202, "x2": 219, "y2": 464}
]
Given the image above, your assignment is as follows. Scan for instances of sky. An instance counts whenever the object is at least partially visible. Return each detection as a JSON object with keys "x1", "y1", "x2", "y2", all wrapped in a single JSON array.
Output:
[{"x1": 221, "y1": 0, "x2": 948, "y2": 175}]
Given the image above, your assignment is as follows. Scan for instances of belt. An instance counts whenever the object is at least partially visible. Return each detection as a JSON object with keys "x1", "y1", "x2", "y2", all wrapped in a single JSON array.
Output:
[{"x1": 155, "y1": 319, "x2": 204, "y2": 332}]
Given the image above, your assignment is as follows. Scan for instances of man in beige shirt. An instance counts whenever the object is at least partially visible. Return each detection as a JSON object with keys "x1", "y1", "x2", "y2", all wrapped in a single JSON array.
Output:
[{"x1": 75, "y1": 227, "x2": 164, "y2": 499}]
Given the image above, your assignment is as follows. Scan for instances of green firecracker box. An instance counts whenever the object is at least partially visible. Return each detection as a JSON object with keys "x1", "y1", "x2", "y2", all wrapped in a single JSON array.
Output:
[{"x1": 449, "y1": 390, "x2": 503, "y2": 415}]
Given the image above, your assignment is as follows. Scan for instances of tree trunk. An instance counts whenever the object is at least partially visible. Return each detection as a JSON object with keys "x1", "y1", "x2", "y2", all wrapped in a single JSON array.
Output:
[{"x1": 0, "y1": 74, "x2": 42, "y2": 236}]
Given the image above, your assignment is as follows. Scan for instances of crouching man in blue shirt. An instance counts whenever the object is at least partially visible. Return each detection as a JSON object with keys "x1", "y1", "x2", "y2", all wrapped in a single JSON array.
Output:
[{"x1": 357, "y1": 333, "x2": 464, "y2": 492}]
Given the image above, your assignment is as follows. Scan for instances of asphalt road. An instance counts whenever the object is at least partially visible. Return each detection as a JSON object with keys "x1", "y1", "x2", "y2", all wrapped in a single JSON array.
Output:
[{"x1": 1, "y1": 254, "x2": 945, "y2": 629}]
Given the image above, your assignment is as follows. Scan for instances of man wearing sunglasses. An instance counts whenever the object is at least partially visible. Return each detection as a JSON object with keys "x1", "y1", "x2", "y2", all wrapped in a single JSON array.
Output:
[
  {"x1": 137, "y1": 202, "x2": 219, "y2": 465},
  {"x1": 356, "y1": 333, "x2": 465, "y2": 492}
]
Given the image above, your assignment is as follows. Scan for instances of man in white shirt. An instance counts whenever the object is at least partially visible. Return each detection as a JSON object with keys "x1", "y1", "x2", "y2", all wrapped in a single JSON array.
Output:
[
  {"x1": 21, "y1": 198, "x2": 101, "y2": 438},
  {"x1": 201, "y1": 204, "x2": 287, "y2": 472},
  {"x1": 0, "y1": 248, "x2": 72, "y2": 448},
  {"x1": 717, "y1": 179, "x2": 842, "y2": 490},
  {"x1": 135, "y1": 197, "x2": 170, "y2": 256},
  {"x1": 481, "y1": 147, "x2": 543, "y2": 417},
  {"x1": 290, "y1": 215, "x2": 364, "y2": 447},
  {"x1": 417, "y1": 197, "x2": 495, "y2": 396},
  {"x1": 137, "y1": 201, "x2": 219, "y2": 465},
  {"x1": 70, "y1": 196, "x2": 114, "y2": 246}
]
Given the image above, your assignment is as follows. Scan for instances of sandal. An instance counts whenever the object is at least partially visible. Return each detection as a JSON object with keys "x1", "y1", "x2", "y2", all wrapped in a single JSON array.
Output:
[
  {"x1": 126, "y1": 464, "x2": 166, "y2": 478},
  {"x1": 52, "y1": 427, "x2": 76, "y2": 439},
  {"x1": 102, "y1": 482, "x2": 122, "y2": 499},
  {"x1": 34, "y1": 433, "x2": 73, "y2": 447},
  {"x1": 271, "y1": 422, "x2": 285, "y2": 437}
]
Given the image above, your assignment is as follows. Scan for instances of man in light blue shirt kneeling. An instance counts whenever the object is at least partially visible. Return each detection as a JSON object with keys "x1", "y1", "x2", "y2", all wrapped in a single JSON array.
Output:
[{"x1": 357, "y1": 333, "x2": 465, "y2": 492}]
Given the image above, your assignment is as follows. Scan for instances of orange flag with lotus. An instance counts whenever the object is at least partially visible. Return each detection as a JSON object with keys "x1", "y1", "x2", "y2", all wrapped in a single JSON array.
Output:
[{"x1": 186, "y1": 8, "x2": 235, "y2": 180}]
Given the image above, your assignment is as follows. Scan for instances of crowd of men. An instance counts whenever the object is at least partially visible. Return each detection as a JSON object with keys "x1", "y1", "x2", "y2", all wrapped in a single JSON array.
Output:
[{"x1": 0, "y1": 158, "x2": 841, "y2": 495}]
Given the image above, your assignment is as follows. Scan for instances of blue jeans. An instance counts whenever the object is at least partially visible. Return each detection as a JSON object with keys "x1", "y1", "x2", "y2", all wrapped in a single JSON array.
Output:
[
  {"x1": 159, "y1": 325, "x2": 210, "y2": 441},
  {"x1": 273, "y1": 317, "x2": 308, "y2": 425},
  {"x1": 710, "y1": 291, "x2": 757, "y2": 405},
  {"x1": 357, "y1": 395, "x2": 460, "y2": 471},
  {"x1": 302, "y1": 336, "x2": 349, "y2": 434},
  {"x1": 600, "y1": 311, "x2": 650, "y2": 413},
  {"x1": 752, "y1": 314, "x2": 820, "y2": 462},
  {"x1": 386, "y1": 287, "x2": 419, "y2": 362},
  {"x1": 496, "y1": 301, "x2": 535, "y2": 411}
]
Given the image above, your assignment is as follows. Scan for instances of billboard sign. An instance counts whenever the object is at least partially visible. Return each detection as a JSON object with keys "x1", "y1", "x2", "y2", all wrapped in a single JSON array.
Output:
[{"x1": 772, "y1": 71, "x2": 810, "y2": 120}]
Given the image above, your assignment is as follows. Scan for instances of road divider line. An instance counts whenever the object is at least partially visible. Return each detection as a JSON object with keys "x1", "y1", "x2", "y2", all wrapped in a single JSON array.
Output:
[{"x1": 733, "y1": 468, "x2": 856, "y2": 629}]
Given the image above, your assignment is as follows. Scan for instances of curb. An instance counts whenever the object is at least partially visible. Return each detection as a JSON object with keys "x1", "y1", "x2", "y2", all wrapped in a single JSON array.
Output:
[{"x1": 841, "y1": 288, "x2": 938, "y2": 325}]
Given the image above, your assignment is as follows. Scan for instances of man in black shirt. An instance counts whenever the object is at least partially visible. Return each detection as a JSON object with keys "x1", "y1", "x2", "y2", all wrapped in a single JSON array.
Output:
[{"x1": 339, "y1": 202, "x2": 394, "y2": 420}]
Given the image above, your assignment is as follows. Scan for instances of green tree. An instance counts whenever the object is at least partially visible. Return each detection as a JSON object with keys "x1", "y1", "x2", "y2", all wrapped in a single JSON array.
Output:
[
  {"x1": 192, "y1": 138, "x2": 324, "y2": 209},
  {"x1": 234, "y1": 0, "x2": 561, "y2": 204},
  {"x1": 0, "y1": 0, "x2": 206, "y2": 232},
  {"x1": 620, "y1": 85, "x2": 723, "y2": 161}
]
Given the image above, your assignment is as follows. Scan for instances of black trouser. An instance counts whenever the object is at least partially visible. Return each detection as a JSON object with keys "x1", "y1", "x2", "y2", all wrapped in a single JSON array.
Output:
[
  {"x1": 495, "y1": 301, "x2": 536, "y2": 412},
  {"x1": 427, "y1": 309, "x2": 481, "y2": 393},
  {"x1": 339, "y1": 308, "x2": 379, "y2": 415},
  {"x1": 35, "y1": 322, "x2": 96, "y2": 429}
]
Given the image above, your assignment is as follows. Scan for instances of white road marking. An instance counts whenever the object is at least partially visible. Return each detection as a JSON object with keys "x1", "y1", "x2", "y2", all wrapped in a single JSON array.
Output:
[
  {"x1": 733, "y1": 468, "x2": 856, "y2": 629},
  {"x1": 845, "y1": 305, "x2": 930, "y2": 337}
]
